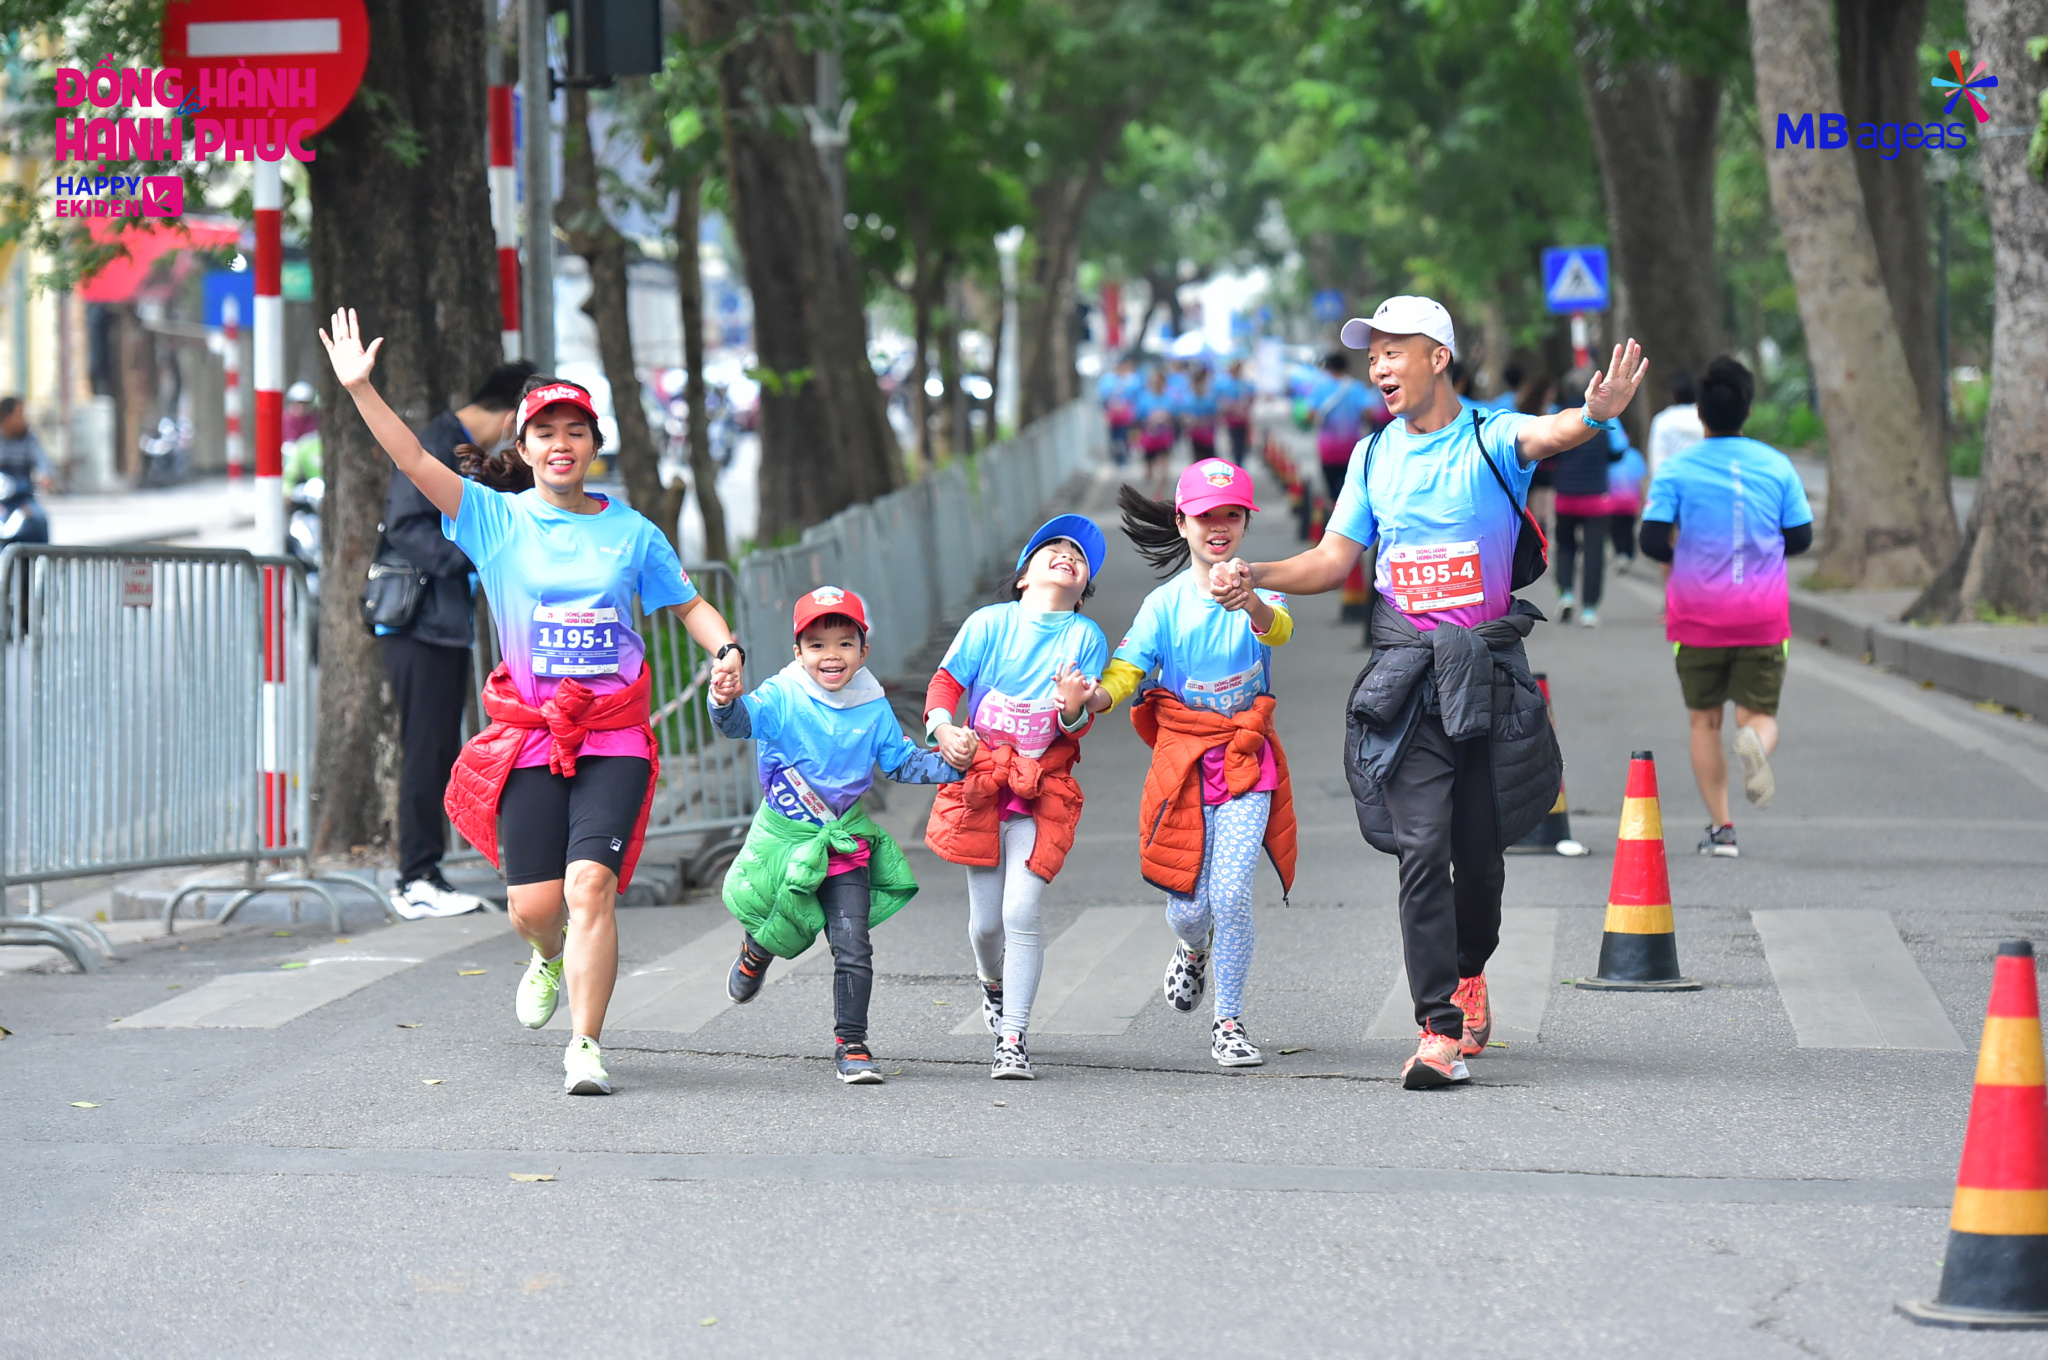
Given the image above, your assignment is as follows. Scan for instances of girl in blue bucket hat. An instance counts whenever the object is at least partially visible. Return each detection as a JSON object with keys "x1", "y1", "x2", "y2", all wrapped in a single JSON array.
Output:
[{"x1": 922, "y1": 514, "x2": 1112, "y2": 1080}]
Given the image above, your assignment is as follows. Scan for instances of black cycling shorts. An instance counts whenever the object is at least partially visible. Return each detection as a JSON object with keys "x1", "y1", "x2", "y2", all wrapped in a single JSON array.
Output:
[{"x1": 499, "y1": 754, "x2": 651, "y2": 886}]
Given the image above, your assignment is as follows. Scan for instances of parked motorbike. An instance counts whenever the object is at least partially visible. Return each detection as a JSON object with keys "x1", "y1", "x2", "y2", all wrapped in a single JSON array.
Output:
[
  {"x1": 287, "y1": 476, "x2": 322, "y2": 659},
  {"x1": 138, "y1": 416, "x2": 190, "y2": 488},
  {"x1": 0, "y1": 471, "x2": 49, "y2": 546}
]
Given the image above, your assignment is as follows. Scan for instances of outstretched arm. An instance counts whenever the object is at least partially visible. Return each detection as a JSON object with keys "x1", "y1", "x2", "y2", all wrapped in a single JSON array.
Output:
[
  {"x1": 670, "y1": 594, "x2": 743, "y2": 690},
  {"x1": 319, "y1": 307, "x2": 465, "y2": 518},
  {"x1": 1211, "y1": 530, "x2": 1367, "y2": 598},
  {"x1": 1513, "y1": 340, "x2": 1649, "y2": 464}
]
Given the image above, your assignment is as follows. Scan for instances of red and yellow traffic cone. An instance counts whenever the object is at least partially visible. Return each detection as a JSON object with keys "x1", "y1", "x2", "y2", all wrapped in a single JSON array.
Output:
[
  {"x1": 1574, "y1": 751, "x2": 1698, "y2": 991},
  {"x1": 1510, "y1": 674, "x2": 1586, "y2": 857},
  {"x1": 1899, "y1": 940, "x2": 2048, "y2": 1329}
]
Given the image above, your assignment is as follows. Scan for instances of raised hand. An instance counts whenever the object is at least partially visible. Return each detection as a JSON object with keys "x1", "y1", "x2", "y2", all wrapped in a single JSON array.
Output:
[
  {"x1": 1583, "y1": 339, "x2": 1649, "y2": 423},
  {"x1": 318, "y1": 307, "x2": 383, "y2": 390}
]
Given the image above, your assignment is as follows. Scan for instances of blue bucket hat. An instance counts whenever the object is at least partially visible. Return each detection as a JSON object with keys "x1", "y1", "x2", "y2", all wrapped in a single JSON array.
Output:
[{"x1": 1016, "y1": 513, "x2": 1107, "y2": 579}]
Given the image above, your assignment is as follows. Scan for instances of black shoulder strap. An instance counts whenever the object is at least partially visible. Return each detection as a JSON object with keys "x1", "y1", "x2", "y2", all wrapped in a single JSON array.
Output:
[{"x1": 1471, "y1": 407, "x2": 1526, "y2": 513}]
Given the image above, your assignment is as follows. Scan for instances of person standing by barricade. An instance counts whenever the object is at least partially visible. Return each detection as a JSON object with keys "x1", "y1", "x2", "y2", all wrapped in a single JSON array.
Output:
[
  {"x1": 1218, "y1": 359, "x2": 1253, "y2": 463},
  {"x1": 371, "y1": 359, "x2": 535, "y2": 920},
  {"x1": 1637, "y1": 357, "x2": 1813, "y2": 859},
  {"x1": 323, "y1": 308, "x2": 744, "y2": 1096},
  {"x1": 1214, "y1": 296, "x2": 1646, "y2": 1088}
]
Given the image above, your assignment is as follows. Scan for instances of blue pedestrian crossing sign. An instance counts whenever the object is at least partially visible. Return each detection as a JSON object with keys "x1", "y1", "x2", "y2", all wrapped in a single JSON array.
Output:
[{"x1": 1542, "y1": 246, "x2": 1609, "y2": 314}]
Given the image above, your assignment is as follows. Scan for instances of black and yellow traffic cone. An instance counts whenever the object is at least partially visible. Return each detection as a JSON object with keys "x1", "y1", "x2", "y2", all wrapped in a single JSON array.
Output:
[
  {"x1": 1899, "y1": 940, "x2": 2048, "y2": 1329},
  {"x1": 1573, "y1": 751, "x2": 1699, "y2": 991},
  {"x1": 1510, "y1": 674, "x2": 1586, "y2": 857}
]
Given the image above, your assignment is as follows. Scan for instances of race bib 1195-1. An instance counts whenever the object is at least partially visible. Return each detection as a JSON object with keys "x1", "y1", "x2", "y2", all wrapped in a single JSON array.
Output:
[
  {"x1": 1386, "y1": 541, "x2": 1484, "y2": 613},
  {"x1": 531, "y1": 604, "x2": 623, "y2": 676}
]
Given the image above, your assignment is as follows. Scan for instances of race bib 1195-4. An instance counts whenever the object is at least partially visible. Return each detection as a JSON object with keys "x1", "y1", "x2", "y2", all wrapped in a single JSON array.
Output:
[{"x1": 1386, "y1": 541, "x2": 1484, "y2": 613}]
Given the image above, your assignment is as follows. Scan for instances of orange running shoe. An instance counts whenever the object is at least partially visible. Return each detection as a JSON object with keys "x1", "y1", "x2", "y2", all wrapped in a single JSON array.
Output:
[
  {"x1": 1401, "y1": 1030, "x2": 1471, "y2": 1089},
  {"x1": 1452, "y1": 974, "x2": 1492, "y2": 1058}
]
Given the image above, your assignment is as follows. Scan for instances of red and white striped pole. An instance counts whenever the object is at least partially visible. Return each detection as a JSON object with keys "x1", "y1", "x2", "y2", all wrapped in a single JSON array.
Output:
[
  {"x1": 253, "y1": 158, "x2": 288, "y2": 848},
  {"x1": 488, "y1": 81, "x2": 521, "y2": 358},
  {"x1": 222, "y1": 293, "x2": 243, "y2": 481}
]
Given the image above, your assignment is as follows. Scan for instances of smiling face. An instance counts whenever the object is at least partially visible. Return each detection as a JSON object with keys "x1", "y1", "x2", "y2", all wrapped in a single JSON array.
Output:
[
  {"x1": 1178, "y1": 505, "x2": 1250, "y2": 569},
  {"x1": 795, "y1": 619, "x2": 869, "y2": 691},
  {"x1": 1363, "y1": 331, "x2": 1451, "y2": 418},
  {"x1": 518, "y1": 402, "x2": 599, "y2": 493},
  {"x1": 1017, "y1": 538, "x2": 1092, "y2": 604}
]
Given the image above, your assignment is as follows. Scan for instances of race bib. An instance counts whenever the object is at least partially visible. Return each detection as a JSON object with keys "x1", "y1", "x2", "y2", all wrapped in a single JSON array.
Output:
[
  {"x1": 531, "y1": 604, "x2": 623, "y2": 676},
  {"x1": 972, "y1": 689, "x2": 1062, "y2": 759},
  {"x1": 1386, "y1": 541, "x2": 1485, "y2": 614},
  {"x1": 1183, "y1": 663, "x2": 1261, "y2": 715},
  {"x1": 1106, "y1": 399, "x2": 1136, "y2": 425},
  {"x1": 765, "y1": 765, "x2": 835, "y2": 826}
]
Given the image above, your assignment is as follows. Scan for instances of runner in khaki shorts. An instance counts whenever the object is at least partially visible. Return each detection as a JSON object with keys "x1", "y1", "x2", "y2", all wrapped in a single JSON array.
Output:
[{"x1": 1638, "y1": 357, "x2": 1814, "y2": 859}]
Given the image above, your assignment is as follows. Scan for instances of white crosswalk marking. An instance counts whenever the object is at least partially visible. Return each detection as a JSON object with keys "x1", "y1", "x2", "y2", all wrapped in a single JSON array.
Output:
[
  {"x1": 113, "y1": 914, "x2": 511, "y2": 1029},
  {"x1": 551, "y1": 923, "x2": 825, "y2": 1034},
  {"x1": 1368, "y1": 907, "x2": 1559, "y2": 1042},
  {"x1": 1752, "y1": 910, "x2": 1964, "y2": 1050},
  {"x1": 952, "y1": 906, "x2": 1166, "y2": 1036}
]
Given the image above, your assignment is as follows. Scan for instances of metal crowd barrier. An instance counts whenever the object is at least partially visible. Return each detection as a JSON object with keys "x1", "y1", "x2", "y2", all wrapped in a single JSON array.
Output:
[{"x1": 0, "y1": 546, "x2": 387, "y2": 968}]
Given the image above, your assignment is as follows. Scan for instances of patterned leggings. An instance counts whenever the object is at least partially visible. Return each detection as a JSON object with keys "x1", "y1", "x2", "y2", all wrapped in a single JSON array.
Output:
[{"x1": 1164, "y1": 791, "x2": 1270, "y2": 1020}]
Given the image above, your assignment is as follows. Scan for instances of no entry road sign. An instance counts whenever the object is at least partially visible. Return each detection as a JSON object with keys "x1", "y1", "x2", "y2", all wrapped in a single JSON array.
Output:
[{"x1": 162, "y1": 0, "x2": 370, "y2": 135}]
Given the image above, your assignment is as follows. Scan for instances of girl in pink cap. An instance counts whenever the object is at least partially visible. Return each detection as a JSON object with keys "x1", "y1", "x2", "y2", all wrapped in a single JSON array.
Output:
[{"x1": 1098, "y1": 459, "x2": 1299, "y2": 1068}]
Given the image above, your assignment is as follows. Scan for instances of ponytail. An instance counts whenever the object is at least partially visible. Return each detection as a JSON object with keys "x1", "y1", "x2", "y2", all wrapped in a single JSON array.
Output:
[
  {"x1": 456, "y1": 441, "x2": 535, "y2": 493},
  {"x1": 1118, "y1": 483, "x2": 1189, "y2": 577}
]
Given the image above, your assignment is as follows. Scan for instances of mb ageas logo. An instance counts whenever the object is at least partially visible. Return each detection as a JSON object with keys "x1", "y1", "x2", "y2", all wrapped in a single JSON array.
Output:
[
  {"x1": 1932, "y1": 49, "x2": 1998, "y2": 123},
  {"x1": 1775, "y1": 48, "x2": 1994, "y2": 156}
]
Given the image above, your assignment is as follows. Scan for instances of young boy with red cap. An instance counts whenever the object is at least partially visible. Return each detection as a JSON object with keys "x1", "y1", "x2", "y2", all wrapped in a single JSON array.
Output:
[
  {"x1": 1098, "y1": 460, "x2": 1299, "y2": 1068},
  {"x1": 708, "y1": 587, "x2": 970, "y2": 1083}
]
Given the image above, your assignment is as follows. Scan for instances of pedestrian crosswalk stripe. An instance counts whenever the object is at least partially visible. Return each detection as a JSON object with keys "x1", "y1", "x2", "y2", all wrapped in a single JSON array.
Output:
[
  {"x1": 551, "y1": 923, "x2": 825, "y2": 1034},
  {"x1": 112, "y1": 914, "x2": 511, "y2": 1030},
  {"x1": 1752, "y1": 909, "x2": 1964, "y2": 1050},
  {"x1": 1367, "y1": 908, "x2": 1559, "y2": 1042},
  {"x1": 951, "y1": 907, "x2": 1165, "y2": 1036}
]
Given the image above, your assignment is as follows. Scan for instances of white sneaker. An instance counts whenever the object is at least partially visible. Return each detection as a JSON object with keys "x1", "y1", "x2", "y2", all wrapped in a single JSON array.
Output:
[
  {"x1": 564, "y1": 1036, "x2": 612, "y2": 1095},
  {"x1": 1734, "y1": 725, "x2": 1776, "y2": 809},
  {"x1": 393, "y1": 875, "x2": 491, "y2": 919},
  {"x1": 1579, "y1": 609, "x2": 1600, "y2": 629}
]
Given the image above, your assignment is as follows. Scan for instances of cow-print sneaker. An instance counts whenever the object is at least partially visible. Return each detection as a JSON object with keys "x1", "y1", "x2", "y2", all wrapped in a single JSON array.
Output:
[
  {"x1": 979, "y1": 978, "x2": 1004, "y2": 1035},
  {"x1": 991, "y1": 1031, "x2": 1034, "y2": 1080},
  {"x1": 1211, "y1": 1016, "x2": 1263, "y2": 1068},
  {"x1": 1163, "y1": 940, "x2": 1208, "y2": 1013}
]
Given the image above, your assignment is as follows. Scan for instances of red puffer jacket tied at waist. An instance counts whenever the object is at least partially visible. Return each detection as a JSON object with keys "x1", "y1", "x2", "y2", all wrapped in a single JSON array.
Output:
[{"x1": 443, "y1": 663, "x2": 660, "y2": 890}]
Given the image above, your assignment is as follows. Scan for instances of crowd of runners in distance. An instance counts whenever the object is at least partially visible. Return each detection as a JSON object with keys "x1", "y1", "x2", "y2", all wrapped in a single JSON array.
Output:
[{"x1": 318, "y1": 284, "x2": 1807, "y2": 1099}]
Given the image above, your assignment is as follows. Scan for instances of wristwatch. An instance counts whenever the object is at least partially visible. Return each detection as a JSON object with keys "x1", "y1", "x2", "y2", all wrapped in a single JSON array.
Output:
[
  {"x1": 715, "y1": 641, "x2": 746, "y2": 664},
  {"x1": 1581, "y1": 409, "x2": 1617, "y2": 431}
]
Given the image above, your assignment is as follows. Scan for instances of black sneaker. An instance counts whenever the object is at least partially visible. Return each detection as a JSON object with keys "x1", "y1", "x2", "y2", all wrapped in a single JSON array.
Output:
[
  {"x1": 1163, "y1": 940, "x2": 1208, "y2": 1013},
  {"x1": 991, "y1": 1032, "x2": 1034, "y2": 1080},
  {"x1": 835, "y1": 1039, "x2": 883, "y2": 1084},
  {"x1": 979, "y1": 978, "x2": 1004, "y2": 1035},
  {"x1": 726, "y1": 940, "x2": 772, "y2": 1004},
  {"x1": 1698, "y1": 824, "x2": 1738, "y2": 858}
]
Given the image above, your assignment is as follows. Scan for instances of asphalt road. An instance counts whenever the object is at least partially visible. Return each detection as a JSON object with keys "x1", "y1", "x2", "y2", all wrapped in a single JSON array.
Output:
[{"x1": 5, "y1": 462, "x2": 2047, "y2": 1358}]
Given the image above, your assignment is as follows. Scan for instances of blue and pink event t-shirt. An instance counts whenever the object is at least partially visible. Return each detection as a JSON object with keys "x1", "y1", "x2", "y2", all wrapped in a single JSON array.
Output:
[
  {"x1": 1325, "y1": 409, "x2": 1536, "y2": 631},
  {"x1": 447, "y1": 482, "x2": 698, "y2": 768},
  {"x1": 1642, "y1": 436, "x2": 1814, "y2": 648}
]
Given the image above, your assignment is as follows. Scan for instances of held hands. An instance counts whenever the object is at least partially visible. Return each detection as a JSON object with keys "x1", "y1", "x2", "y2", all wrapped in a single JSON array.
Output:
[
  {"x1": 1209, "y1": 557, "x2": 1256, "y2": 612},
  {"x1": 1583, "y1": 339, "x2": 1650, "y2": 423},
  {"x1": 933, "y1": 722, "x2": 979, "y2": 771},
  {"x1": 318, "y1": 308, "x2": 383, "y2": 391},
  {"x1": 1053, "y1": 662, "x2": 1100, "y2": 718},
  {"x1": 708, "y1": 652, "x2": 744, "y2": 706}
]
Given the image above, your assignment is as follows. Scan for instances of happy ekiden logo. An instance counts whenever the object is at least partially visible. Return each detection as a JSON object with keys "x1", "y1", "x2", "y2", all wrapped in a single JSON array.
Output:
[{"x1": 1775, "y1": 48, "x2": 1993, "y2": 158}]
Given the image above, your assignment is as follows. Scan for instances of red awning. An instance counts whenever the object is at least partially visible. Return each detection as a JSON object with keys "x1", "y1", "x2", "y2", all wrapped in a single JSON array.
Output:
[{"x1": 77, "y1": 216, "x2": 241, "y2": 304}]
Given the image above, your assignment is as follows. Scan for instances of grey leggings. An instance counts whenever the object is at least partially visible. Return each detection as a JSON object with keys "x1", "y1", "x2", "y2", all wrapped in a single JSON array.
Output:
[{"x1": 965, "y1": 817, "x2": 1050, "y2": 1035}]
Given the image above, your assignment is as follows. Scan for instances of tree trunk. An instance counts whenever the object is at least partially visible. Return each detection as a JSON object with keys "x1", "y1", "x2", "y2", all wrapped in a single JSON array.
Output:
[
  {"x1": 1746, "y1": 0, "x2": 1956, "y2": 587},
  {"x1": 674, "y1": 172, "x2": 728, "y2": 563},
  {"x1": 1019, "y1": 121, "x2": 1122, "y2": 425},
  {"x1": 941, "y1": 267, "x2": 969, "y2": 457},
  {"x1": 559, "y1": 87, "x2": 676, "y2": 544},
  {"x1": 306, "y1": 0, "x2": 501, "y2": 856},
  {"x1": 1908, "y1": 0, "x2": 2048, "y2": 620},
  {"x1": 1837, "y1": 0, "x2": 1944, "y2": 438},
  {"x1": 691, "y1": 0, "x2": 900, "y2": 540},
  {"x1": 1577, "y1": 56, "x2": 1722, "y2": 439},
  {"x1": 907, "y1": 244, "x2": 938, "y2": 473}
]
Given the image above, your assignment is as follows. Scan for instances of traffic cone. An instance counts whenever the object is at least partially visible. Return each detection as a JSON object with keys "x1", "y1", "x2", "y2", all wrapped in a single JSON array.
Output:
[
  {"x1": 1898, "y1": 940, "x2": 2048, "y2": 1329},
  {"x1": 1573, "y1": 750, "x2": 1698, "y2": 991},
  {"x1": 1510, "y1": 674, "x2": 1586, "y2": 857}
]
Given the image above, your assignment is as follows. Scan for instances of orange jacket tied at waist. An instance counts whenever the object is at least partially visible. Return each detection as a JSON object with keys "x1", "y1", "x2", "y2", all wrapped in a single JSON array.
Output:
[
  {"x1": 925, "y1": 734, "x2": 1085, "y2": 881},
  {"x1": 1130, "y1": 691, "x2": 1296, "y2": 899},
  {"x1": 443, "y1": 663, "x2": 659, "y2": 891}
]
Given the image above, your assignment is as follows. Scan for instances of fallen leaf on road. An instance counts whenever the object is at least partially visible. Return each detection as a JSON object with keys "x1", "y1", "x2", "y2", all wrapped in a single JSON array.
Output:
[
  {"x1": 1487, "y1": 1041, "x2": 1508, "y2": 1049},
  {"x1": 992, "y1": 1100, "x2": 1006, "y2": 1107},
  {"x1": 279, "y1": 961, "x2": 308, "y2": 970},
  {"x1": 335, "y1": 937, "x2": 352, "y2": 944},
  {"x1": 1278, "y1": 1047, "x2": 1309, "y2": 1055},
  {"x1": 458, "y1": 969, "x2": 487, "y2": 976},
  {"x1": 167, "y1": 984, "x2": 181, "y2": 989},
  {"x1": 1, "y1": 1024, "x2": 11, "y2": 1037},
  {"x1": 933, "y1": 999, "x2": 948, "y2": 1005},
  {"x1": 421, "y1": 1079, "x2": 443, "y2": 1085},
  {"x1": 522, "y1": 1274, "x2": 564, "y2": 1291},
  {"x1": 71, "y1": 1101, "x2": 98, "y2": 1108},
  {"x1": 888, "y1": 1069, "x2": 904, "y2": 1076},
  {"x1": 509, "y1": 1173, "x2": 554, "y2": 1182},
  {"x1": 396, "y1": 1022, "x2": 421, "y2": 1029},
  {"x1": 270, "y1": 931, "x2": 293, "y2": 937},
  {"x1": 700, "y1": 1318, "x2": 718, "y2": 1327}
]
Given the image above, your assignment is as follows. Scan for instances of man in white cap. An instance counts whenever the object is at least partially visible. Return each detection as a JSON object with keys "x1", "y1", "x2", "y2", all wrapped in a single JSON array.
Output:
[{"x1": 1214, "y1": 296, "x2": 1647, "y2": 1088}]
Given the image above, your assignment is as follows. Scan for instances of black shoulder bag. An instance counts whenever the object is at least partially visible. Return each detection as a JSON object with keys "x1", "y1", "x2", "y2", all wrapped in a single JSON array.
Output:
[
  {"x1": 1358, "y1": 409, "x2": 1549, "y2": 592},
  {"x1": 360, "y1": 534, "x2": 430, "y2": 632}
]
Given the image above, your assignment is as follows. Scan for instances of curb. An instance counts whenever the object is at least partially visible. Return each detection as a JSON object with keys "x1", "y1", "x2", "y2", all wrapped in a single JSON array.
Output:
[{"x1": 1790, "y1": 590, "x2": 2048, "y2": 718}]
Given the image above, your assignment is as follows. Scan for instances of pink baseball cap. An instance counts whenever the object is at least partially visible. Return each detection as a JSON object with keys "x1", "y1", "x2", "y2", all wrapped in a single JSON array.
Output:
[{"x1": 1176, "y1": 458, "x2": 1259, "y2": 516}]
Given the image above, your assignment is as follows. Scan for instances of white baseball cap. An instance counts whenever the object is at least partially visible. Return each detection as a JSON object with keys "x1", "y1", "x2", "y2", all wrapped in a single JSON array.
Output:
[{"x1": 1340, "y1": 295, "x2": 1457, "y2": 359}]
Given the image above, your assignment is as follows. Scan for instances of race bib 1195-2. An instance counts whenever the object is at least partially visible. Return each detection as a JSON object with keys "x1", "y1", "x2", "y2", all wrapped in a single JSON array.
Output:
[
  {"x1": 1386, "y1": 541, "x2": 1484, "y2": 613},
  {"x1": 972, "y1": 689, "x2": 1062, "y2": 759},
  {"x1": 531, "y1": 604, "x2": 623, "y2": 676}
]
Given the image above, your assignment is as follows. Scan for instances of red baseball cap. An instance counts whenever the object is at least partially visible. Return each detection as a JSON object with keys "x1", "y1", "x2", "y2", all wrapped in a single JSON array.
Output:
[
  {"x1": 516, "y1": 381, "x2": 600, "y2": 433},
  {"x1": 1176, "y1": 458, "x2": 1259, "y2": 516},
  {"x1": 792, "y1": 585, "x2": 869, "y2": 638}
]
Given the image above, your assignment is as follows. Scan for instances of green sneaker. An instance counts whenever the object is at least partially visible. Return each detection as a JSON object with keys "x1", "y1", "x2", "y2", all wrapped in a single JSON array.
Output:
[
  {"x1": 516, "y1": 951, "x2": 564, "y2": 1029},
  {"x1": 563, "y1": 1036, "x2": 611, "y2": 1095}
]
